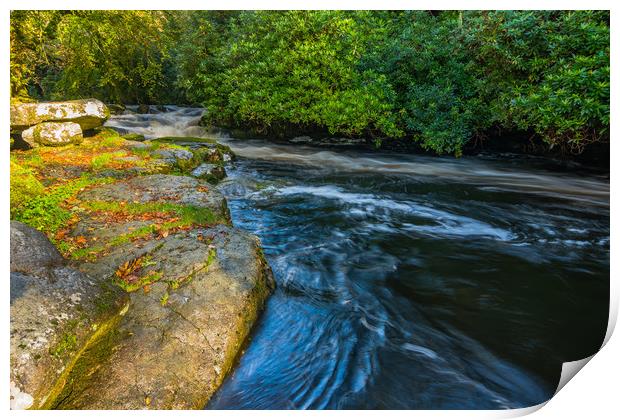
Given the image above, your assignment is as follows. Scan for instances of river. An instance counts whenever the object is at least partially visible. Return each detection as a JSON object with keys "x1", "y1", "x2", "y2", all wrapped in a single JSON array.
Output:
[{"x1": 106, "y1": 106, "x2": 610, "y2": 409}]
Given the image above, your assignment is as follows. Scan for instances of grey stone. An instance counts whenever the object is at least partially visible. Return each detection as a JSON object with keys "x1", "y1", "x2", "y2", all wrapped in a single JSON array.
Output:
[
  {"x1": 11, "y1": 99, "x2": 110, "y2": 131},
  {"x1": 191, "y1": 163, "x2": 226, "y2": 183},
  {"x1": 154, "y1": 148, "x2": 194, "y2": 164},
  {"x1": 10, "y1": 221, "x2": 63, "y2": 277},
  {"x1": 78, "y1": 174, "x2": 228, "y2": 216},
  {"x1": 289, "y1": 135, "x2": 314, "y2": 144},
  {"x1": 52, "y1": 226, "x2": 273, "y2": 409},
  {"x1": 10, "y1": 226, "x2": 128, "y2": 410},
  {"x1": 21, "y1": 122, "x2": 83, "y2": 147}
]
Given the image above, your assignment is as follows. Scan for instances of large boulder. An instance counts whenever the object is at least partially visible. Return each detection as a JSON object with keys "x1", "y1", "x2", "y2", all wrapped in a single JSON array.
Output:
[
  {"x1": 51, "y1": 226, "x2": 274, "y2": 409},
  {"x1": 10, "y1": 222, "x2": 129, "y2": 410},
  {"x1": 21, "y1": 122, "x2": 83, "y2": 147},
  {"x1": 10, "y1": 99, "x2": 110, "y2": 131}
]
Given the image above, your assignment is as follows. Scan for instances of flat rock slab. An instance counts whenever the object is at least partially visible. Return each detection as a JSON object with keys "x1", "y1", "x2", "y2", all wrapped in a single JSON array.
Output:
[
  {"x1": 11, "y1": 99, "x2": 110, "y2": 131},
  {"x1": 78, "y1": 174, "x2": 229, "y2": 217},
  {"x1": 53, "y1": 226, "x2": 274, "y2": 409}
]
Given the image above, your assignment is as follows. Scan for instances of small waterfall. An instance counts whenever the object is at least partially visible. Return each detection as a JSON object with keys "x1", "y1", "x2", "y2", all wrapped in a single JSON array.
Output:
[{"x1": 105, "y1": 106, "x2": 211, "y2": 139}]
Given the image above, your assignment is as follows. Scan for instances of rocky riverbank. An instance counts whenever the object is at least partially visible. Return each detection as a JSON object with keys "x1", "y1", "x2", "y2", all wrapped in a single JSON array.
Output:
[{"x1": 10, "y1": 101, "x2": 274, "y2": 409}]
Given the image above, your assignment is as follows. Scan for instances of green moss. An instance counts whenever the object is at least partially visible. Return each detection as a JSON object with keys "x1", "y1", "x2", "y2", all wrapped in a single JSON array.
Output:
[
  {"x1": 11, "y1": 173, "x2": 113, "y2": 237},
  {"x1": 159, "y1": 291, "x2": 169, "y2": 306},
  {"x1": 10, "y1": 161, "x2": 44, "y2": 218},
  {"x1": 207, "y1": 246, "x2": 217, "y2": 266},
  {"x1": 122, "y1": 133, "x2": 145, "y2": 142},
  {"x1": 70, "y1": 245, "x2": 105, "y2": 261},
  {"x1": 49, "y1": 319, "x2": 81, "y2": 358},
  {"x1": 50, "y1": 332, "x2": 78, "y2": 358},
  {"x1": 69, "y1": 201, "x2": 225, "y2": 261},
  {"x1": 42, "y1": 304, "x2": 129, "y2": 409},
  {"x1": 12, "y1": 149, "x2": 45, "y2": 169},
  {"x1": 114, "y1": 270, "x2": 163, "y2": 293},
  {"x1": 155, "y1": 142, "x2": 188, "y2": 150},
  {"x1": 91, "y1": 151, "x2": 127, "y2": 170},
  {"x1": 92, "y1": 282, "x2": 121, "y2": 317},
  {"x1": 83, "y1": 200, "x2": 225, "y2": 225}
]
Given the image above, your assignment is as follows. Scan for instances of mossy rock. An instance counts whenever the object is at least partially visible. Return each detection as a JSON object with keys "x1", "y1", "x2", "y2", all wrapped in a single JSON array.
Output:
[
  {"x1": 10, "y1": 99, "x2": 110, "y2": 131},
  {"x1": 21, "y1": 122, "x2": 83, "y2": 147},
  {"x1": 106, "y1": 104, "x2": 126, "y2": 115},
  {"x1": 151, "y1": 136, "x2": 235, "y2": 162},
  {"x1": 191, "y1": 163, "x2": 227, "y2": 184},
  {"x1": 51, "y1": 226, "x2": 273, "y2": 409},
  {"x1": 10, "y1": 223, "x2": 129, "y2": 410},
  {"x1": 121, "y1": 133, "x2": 145, "y2": 142}
]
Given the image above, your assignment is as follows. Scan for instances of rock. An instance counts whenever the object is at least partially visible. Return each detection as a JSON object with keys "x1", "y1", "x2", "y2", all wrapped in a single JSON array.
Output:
[
  {"x1": 41, "y1": 174, "x2": 273, "y2": 409},
  {"x1": 10, "y1": 223, "x2": 129, "y2": 410},
  {"x1": 51, "y1": 227, "x2": 273, "y2": 409},
  {"x1": 10, "y1": 221, "x2": 63, "y2": 277},
  {"x1": 106, "y1": 104, "x2": 126, "y2": 115},
  {"x1": 21, "y1": 122, "x2": 83, "y2": 147},
  {"x1": 121, "y1": 139, "x2": 149, "y2": 150},
  {"x1": 288, "y1": 135, "x2": 367, "y2": 147},
  {"x1": 318, "y1": 137, "x2": 367, "y2": 147},
  {"x1": 290, "y1": 135, "x2": 313, "y2": 144},
  {"x1": 154, "y1": 148, "x2": 194, "y2": 164},
  {"x1": 78, "y1": 174, "x2": 229, "y2": 222},
  {"x1": 191, "y1": 163, "x2": 226, "y2": 183},
  {"x1": 10, "y1": 138, "x2": 272, "y2": 409},
  {"x1": 19, "y1": 127, "x2": 37, "y2": 148},
  {"x1": 121, "y1": 133, "x2": 145, "y2": 142},
  {"x1": 10, "y1": 99, "x2": 110, "y2": 131},
  {"x1": 151, "y1": 137, "x2": 236, "y2": 163},
  {"x1": 137, "y1": 104, "x2": 150, "y2": 114}
]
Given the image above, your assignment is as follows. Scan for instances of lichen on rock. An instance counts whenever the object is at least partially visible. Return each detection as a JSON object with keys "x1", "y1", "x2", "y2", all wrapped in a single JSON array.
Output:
[
  {"x1": 10, "y1": 223, "x2": 129, "y2": 410},
  {"x1": 21, "y1": 122, "x2": 83, "y2": 147},
  {"x1": 10, "y1": 99, "x2": 110, "y2": 132},
  {"x1": 51, "y1": 226, "x2": 274, "y2": 409}
]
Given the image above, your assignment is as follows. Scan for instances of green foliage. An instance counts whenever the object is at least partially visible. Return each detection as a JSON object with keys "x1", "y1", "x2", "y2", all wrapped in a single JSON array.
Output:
[
  {"x1": 10, "y1": 161, "x2": 45, "y2": 216},
  {"x1": 191, "y1": 11, "x2": 401, "y2": 139},
  {"x1": 10, "y1": 10, "x2": 609, "y2": 155},
  {"x1": 10, "y1": 11, "x2": 178, "y2": 104},
  {"x1": 11, "y1": 173, "x2": 110, "y2": 235},
  {"x1": 362, "y1": 12, "x2": 485, "y2": 154},
  {"x1": 470, "y1": 11, "x2": 610, "y2": 152},
  {"x1": 10, "y1": 11, "x2": 63, "y2": 99}
]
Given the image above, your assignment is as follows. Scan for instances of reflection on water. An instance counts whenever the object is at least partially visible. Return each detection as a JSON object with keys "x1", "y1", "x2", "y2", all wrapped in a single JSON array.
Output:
[{"x1": 107, "y1": 108, "x2": 609, "y2": 409}]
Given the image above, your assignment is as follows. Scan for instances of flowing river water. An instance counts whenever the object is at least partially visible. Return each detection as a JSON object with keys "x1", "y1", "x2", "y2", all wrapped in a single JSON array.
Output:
[{"x1": 106, "y1": 106, "x2": 610, "y2": 409}]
